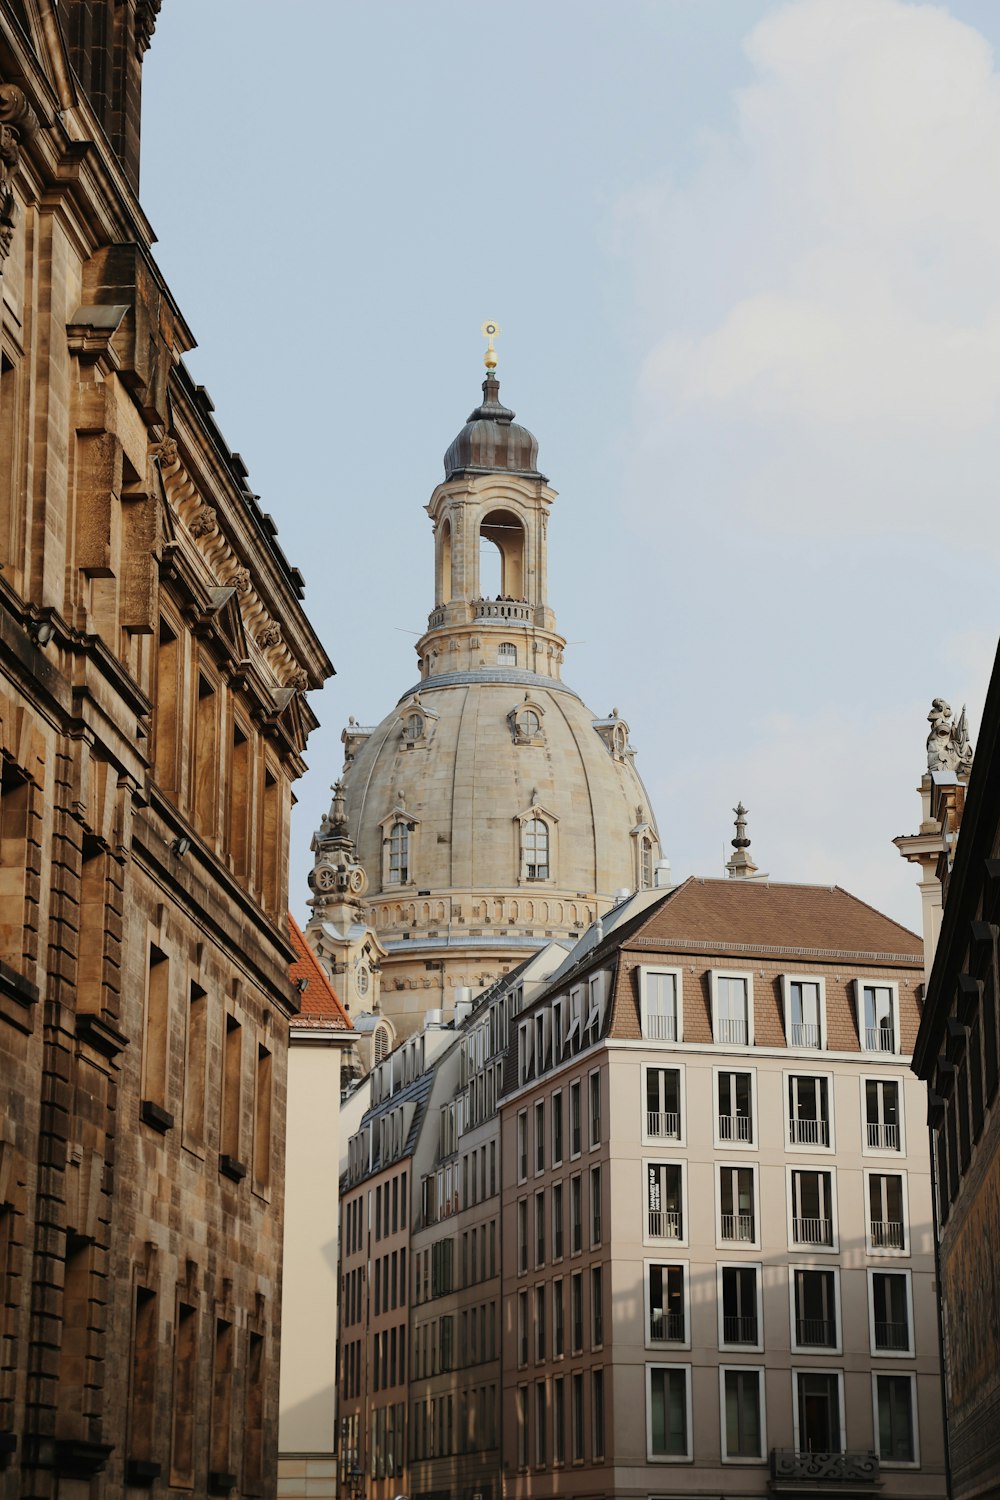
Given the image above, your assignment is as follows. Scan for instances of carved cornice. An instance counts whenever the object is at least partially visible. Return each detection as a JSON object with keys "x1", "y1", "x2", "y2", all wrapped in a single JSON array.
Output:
[
  {"x1": 150, "y1": 437, "x2": 310, "y2": 693},
  {"x1": 0, "y1": 82, "x2": 38, "y2": 265}
]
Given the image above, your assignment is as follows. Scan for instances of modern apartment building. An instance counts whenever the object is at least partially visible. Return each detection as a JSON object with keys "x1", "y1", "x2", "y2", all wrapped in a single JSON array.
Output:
[{"x1": 500, "y1": 878, "x2": 946, "y2": 1500}]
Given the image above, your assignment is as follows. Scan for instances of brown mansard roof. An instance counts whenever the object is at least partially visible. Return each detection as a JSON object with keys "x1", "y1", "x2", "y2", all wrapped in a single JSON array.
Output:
[
  {"x1": 625, "y1": 878, "x2": 922, "y2": 964},
  {"x1": 288, "y1": 914, "x2": 353, "y2": 1030}
]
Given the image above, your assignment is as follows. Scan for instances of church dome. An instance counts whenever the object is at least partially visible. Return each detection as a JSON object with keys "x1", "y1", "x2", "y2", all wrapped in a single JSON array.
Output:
[
  {"x1": 443, "y1": 373, "x2": 544, "y2": 480},
  {"x1": 342, "y1": 677, "x2": 657, "y2": 946},
  {"x1": 310, "y1": 350, "x2": 663, "y2": 1035}
]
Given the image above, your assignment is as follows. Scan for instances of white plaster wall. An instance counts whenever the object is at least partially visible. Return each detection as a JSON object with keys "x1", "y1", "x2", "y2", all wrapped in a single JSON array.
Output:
[{"x1": 279, "y1": 1037, "x2": 343, "y2": 1456}]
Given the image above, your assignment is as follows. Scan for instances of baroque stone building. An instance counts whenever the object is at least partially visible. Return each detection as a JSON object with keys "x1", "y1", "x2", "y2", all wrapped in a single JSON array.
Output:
[
  {"x1": 899, "y1": 685, "x2": 1000, "y2": 1500},
  {"x1": 308, "y1": 343, "x2": 664, "y2": 1039},
  {"x1": 0, "y1": 4, "x2": 331, "y2": 1497}
]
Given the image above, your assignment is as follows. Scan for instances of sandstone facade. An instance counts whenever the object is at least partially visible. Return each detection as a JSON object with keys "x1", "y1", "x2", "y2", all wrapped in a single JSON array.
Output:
[{"x1": 0, "y1": 6, "x2": 331, "y2": 1497}]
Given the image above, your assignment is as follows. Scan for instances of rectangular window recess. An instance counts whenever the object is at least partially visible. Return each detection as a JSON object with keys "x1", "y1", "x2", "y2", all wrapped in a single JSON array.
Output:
[
  {"x1": 125, "y1": 1460, "x2": 161, "y2": 1487},
  {"x1": 0, "y1": 1433, "x2": 17, "y2": 1458},
  {"x1": 219, "y1": 1153, "x2": 247, "y2": 1182},
  {"x1": 0, "y1": 960, "x2": 39, "y2": 1008},
  {"x1": 208, "y1": 1473, "x2": 238, "y2": 1494},
  {"x1": 139, "y1": 1100, "x2": 174, "y2": 1133}
]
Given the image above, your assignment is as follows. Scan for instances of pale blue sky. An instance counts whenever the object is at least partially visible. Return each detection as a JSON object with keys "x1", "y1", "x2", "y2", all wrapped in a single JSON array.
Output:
[{"x1": 142, "y1": 0, "x2": 1000, "y2": 928}]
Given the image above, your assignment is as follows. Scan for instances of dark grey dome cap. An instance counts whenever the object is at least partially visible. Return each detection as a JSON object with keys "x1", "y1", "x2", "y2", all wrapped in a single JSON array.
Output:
[{"x1": 443, "y1": 374, "x2": 545, "y2": 481}]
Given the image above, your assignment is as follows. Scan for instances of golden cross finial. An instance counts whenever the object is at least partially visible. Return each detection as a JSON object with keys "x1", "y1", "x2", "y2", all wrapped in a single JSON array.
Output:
[{"x1": 481, "y1": 319, "x2": 500, "y2": 370}]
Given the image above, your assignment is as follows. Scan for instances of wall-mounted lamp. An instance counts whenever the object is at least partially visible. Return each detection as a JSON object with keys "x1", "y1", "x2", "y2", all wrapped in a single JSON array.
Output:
[
  {"x1": 30, "y1": 620, "x2": 56, "y2": 647},
  {"x1": 295, "y1": 977, "x2": 309, "y2": 994},
  {"x1": 172, "y1": 836, "x2": 192, "y2": 857}
]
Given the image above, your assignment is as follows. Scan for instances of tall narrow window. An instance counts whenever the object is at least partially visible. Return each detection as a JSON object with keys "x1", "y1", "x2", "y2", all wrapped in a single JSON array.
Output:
[
  {"x1": 648, "y1": 1263, "x2": 685, "y2": 1344},
  {"x1": 243, "y1": 1330, "x2": 265, "y2": 1495},
  {"x1": 535, "y1": 1381, "x2": 546, "y2": 1465},
  {"x1": 254, "y1": 1043, "x2": 273, "y2": 1192},
  {"x1": 142, "y1": 947, "x2": 171, "y2": 1127},
  {"x1": 128, "y1": 1286, "x2": 158, "y2": 1474},
  {"x1": 523, "y1": 819, "x2": 549, "y2": 880},
  {"x1": 589, "y1": 1071, "x2": 601, "y2": 1146},
  {"x1": 724, "y1": 1369, "x2": 763, "y2": 1458},
  {"x1": 153, "y1": 619, "x2": 181, "y2": 792},
  {"x1": 592, "y1": 1369, "x2": 605, "y2": 1459},
  {"x1": 0, "y1": 353, "x2": 22, "y2": 587},
  {"x1": 388, "y1": 821, "x2": 409, "y2": 884},
  {"x1": 717, "y1": 1071, "x2": 754, "y2": 1143},
  {"x1": 170, "y1": 1301, "x2": 198, "y2": 1487},
  {"x1": 868, "y1": 1173, "x2": 906, "y2": 1251},
  {"x1": 498, "y1": 641, "x2": 518, "y2": 667},
  {"x1": 862, "y1": 986, "x2": 897, "y2": 1053},
  {"x1": 788, "y1": 1075, "x2": 830, "y2": 1147},
  {"x1": 721, "y1": 1265, "x2": 759, "y2": 1346},
  {"x1": 194, "y1": 673, "x2": 220, "y2": 839},
  {"x1": 0, "y1": 763, "x2": 30, "y2": 974},
  {"x1": 649, "y1": 1366, "x2": 689, "y2": 1458},
  {"x1": 646, "y1": 1067, "x2": 681, "y2": 1139},
  {"x1": 716, "y1": 976, "x2": 750, "y2": 1045},
  {"x1": 210, "y1": 1318, "x2": 235, "y2": 1486},
  {"x1": 866, "y1": 1079, "x2": 901, "y2": 1151},
  {"x1": 719, "y1": 1166, "x2": 755, "y2": 1242},
  {"x1": 572, "y1": 1372, "x2": 584, "y2": 1461},
  {"x1": 553, "y1": 1377, "x2": 565, "y2": 1465},
  {"x1": 794, "y1": 1269, "x2": 837, "y2": 1349},
  {"x1": 57, "y1": 1235, "x2": 92, "y2": 1441},
  {"x1": 876, "y1": 1376, "x2": 915, "y2": 1462},
  {"x1": 260, "y1": 768, "x2": 281, "y2": 912},
  {"x1": 796, "y1": 1372, "x2": 841, "y2": 1453},
  {"x1": 221, "y1": 1015, "x2": 244, "y2": 1174},
  {"x1": 184, "y1": 983, "x2": 207, "y2": 1147},
  {"x1": 788, "y1": 980, "x2": 822, "y2": 1047},
  {"x1": 872, "y1": 1272, "x2": 911, "y2": 1352},
  {"x1": 516, "y1": 1385, "x2": 528, "y2": 1468},
  {"x1": 229, "y1": 723, "x2": 252, "y2": 879},
  {"x1": 642, "y1": 970, "x2": 679, "y2": 1041},
  {"x1": 591, "y1": 1265, "x2": 604, "y2": 1346}
]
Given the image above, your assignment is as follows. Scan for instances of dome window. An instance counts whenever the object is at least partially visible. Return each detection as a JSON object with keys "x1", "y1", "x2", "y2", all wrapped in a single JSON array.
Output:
[
  {"x1": 373, "y1": 1022, "x2": 391, "y2": 1065},
  {"x1": 398, "y1": 695, "x2": 437, "y2": 748},
  {"x1": 523, "y1": 818, "x2": 549, "y2": 880},
  {"x1": 388, "y1": 822, "x2": 409, "y2": 884},
  {"x1": 509, "y1": 697, "x2": 546, "y2": 746},
  {"x1": 498, "y1": 641, "x2": 518, "y2": 667}
]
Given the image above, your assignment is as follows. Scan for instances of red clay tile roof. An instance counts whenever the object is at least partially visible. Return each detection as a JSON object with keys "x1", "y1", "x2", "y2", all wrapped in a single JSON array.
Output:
[
  {"x1": 288, "y1": 914, "x2": 353, "y2": 1030},
  {"x1": 626, "y1": 878, "x2": 921, "y2": 962}
]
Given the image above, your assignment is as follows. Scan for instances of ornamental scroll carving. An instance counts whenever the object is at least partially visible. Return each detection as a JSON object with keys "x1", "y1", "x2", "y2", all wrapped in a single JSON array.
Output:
[
  {"x1": 151, "y1": 438, "x2": 309, "y2": 692},
  {"x1": 0, "y1": 84, "x2": 38, "y2": 266}
]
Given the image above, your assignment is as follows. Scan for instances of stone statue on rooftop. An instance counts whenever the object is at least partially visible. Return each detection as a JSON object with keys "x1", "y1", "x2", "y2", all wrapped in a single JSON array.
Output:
[{"x1": 926, "y1": 698, "x2": 974, "y2": 776}]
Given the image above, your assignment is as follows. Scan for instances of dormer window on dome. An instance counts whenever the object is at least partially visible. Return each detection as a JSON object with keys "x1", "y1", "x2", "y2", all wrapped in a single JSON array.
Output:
[
  {"x1": 509, "y1": 697, "x2": 546, "y2": 746},
  {"x1": 594, "y1": 709, "x2": 632, "y2": 762},
  {"x1": 399, "y1": 695, "x2": 437, "y2": 748},
  {"x1": 379, "y1": 801, "x2": 419, "y2": 888},
  {"x1": 515, "y1": 801, "x2": 558, "y2": 885}
]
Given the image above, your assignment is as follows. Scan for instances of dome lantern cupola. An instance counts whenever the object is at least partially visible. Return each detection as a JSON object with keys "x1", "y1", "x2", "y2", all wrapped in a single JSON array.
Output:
[{"x1": 442, "y1": 373, "x2": 544, "y2": 482}]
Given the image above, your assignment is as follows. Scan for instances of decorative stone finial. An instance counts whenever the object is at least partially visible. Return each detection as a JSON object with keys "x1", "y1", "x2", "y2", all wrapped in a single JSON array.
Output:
[
  {"x1": 481, "y1": 319, "x2": 500, "y2": 371},
  {"x1": 726, "y1": 803, "x2": 759, "y2": 879},
  {"x1": 0, "y1": 83, "x2": 39, "y2": 266},
  {"x1": 926, "y1": 699, "x2": 974, "y2": 777}
]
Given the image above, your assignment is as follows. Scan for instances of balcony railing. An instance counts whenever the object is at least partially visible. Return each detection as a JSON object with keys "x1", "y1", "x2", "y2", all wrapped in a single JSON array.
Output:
[
  {"x1": 720, "y1": 1212, "x2": 755, "y2": 1242},
  {"x1": 718, "y1": 1113, "x2": 753, "y2": 1142},
  {"x1": 796, "y1": 1317, "x2": 836, "y2": 1347},
  {"x1": 649, "y1": 1309, "x2": 685, "y2": 1342},
  {"x1": 790, "y1": 1117, "x2": 830, "y2": 1146},
  {"x1": 771, "y1": 1451, "x2": 879, "y2": 1485},
  {"x1": 790, "y1": 1022, "x2": 821, "y2": 1047},
  {"x1": 717, "y1": 1017, "x2": 748, "y2": 1045},
  {"x1": 867, "y1": 1122, "x2": 899, "y2": 1150},
  {"x1": 864, "y1": 1026, "x2": 896, "y2": 1053},
  {"x1": 874, "y1": 1320, "x2": 909, "y2": 1350},
  {"x1": 645, "y1": 1012, "x2": 677, "y2": 1042},
  {"x1": 723, "y1": 1314, "x2": 758, "y2": 1344},
  {"x1": 472, "y1": 598, "x2": 533, "y2": 621},
  {"x1": 793, "y1": 1216, "x2": 833, "y2": 1246},
  {"x1": 647, "y1": 1110, "x2": 680, "y2": 1139},
  {"x1": 648, "y1": 1209, "x2": 682, "y2": 1239},
  {"x1": 870, "y1": 1219, "x2": 904, "y2": 1249}
]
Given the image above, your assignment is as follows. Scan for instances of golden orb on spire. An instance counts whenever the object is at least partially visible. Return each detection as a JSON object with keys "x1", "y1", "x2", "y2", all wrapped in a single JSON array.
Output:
[{"x1": 481, "y1": 319, "x2": 500, "y2": 370}]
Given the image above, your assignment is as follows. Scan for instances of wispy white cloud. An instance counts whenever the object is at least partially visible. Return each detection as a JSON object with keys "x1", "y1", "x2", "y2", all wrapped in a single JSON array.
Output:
[{"x1": 620, "y1": 0, "x2": 1000, "y2": 546}]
